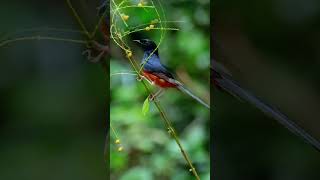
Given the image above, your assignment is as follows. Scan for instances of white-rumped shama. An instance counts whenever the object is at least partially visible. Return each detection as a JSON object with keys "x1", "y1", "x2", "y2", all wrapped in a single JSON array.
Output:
[{"x1": 134, "y1": 39, "x2": 210, "y2": 109}]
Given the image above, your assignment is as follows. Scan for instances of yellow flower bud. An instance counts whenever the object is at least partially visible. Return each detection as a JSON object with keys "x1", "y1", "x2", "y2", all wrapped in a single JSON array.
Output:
[
  {"x1": 118, "y1": 146, "x2": 123, "y2": 152},
  {"x1": 126, "y1": 50, "x2": 132, "y2": 58},
  {"x1": 121, "y1": 14, "x2": 129, "y2": 21}
]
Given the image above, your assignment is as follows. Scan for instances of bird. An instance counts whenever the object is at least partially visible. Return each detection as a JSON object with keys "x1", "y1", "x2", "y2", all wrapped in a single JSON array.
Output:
[
  {"x1": 211, "y1": 58, "x2": 320, "y2": 151},
  {"x1": 134, "y1": 39, "x2": 210, "y2": 109}
]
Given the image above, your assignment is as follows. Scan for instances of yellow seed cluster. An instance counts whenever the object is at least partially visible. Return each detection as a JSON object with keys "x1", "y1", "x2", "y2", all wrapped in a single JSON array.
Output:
[
  {"x1": 121, "y1": 14, "x2": 129, "y2": 21},
  {"x1": 145, "y1": 24, "x2": 155, "y2": 31},
  {"x1": 114, "y1": 139, "x2": 124, "y2": 152},
  {"x1": 117, "y1": 146, "x2": 124, "y2": 152},
  {"x1": 138, "y1": 1, "x2": 146, "y2": 7},
  {"x1": 126, "y1": 50, "x2": 132, "y2": 58}
]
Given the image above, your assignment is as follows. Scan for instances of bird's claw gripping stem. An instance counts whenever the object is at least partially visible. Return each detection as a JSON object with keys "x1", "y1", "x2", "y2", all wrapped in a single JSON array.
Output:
[
  {"x1": 149, "y1": 94, "x2": 159, "y2": 102},
  {"x1": 83, "y1": 41, "x2": 109, "y2": 63},
  {"x1": 136, "y1": 74, "x2": 144, "y2": 81},
  {"x1": 136, "y1": 75, "x2": 154, "y2": 85},
  {"x1": 148, "y1": 89, "x2": 164, "y2": 101}
]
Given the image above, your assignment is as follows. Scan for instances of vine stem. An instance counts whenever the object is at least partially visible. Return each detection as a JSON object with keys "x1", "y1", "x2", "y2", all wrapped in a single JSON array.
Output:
[
  {"x1": 65, "y1": 0, "x2": 200, "y2": 179},
  {"x1": 64, "y1": 0, "x2": 111, "y2": 172},
  {"x1": 126, "y1": 55, "x2": 201, "y2": 180},
  {"x1": 0, "y1": 36, "x2": 87, "y2": 48}
]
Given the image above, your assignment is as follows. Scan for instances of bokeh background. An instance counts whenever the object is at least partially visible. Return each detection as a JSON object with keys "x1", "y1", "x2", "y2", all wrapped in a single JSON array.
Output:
[
  {"x1": 213, "y1": 0, "x2": 320, "y2": 179},
  {"x1": 0, "y1": 1, "x2": 108, "y2": 179},
  {"x1": 110, "y1": 0, "x2": 210, "y2": 179}
]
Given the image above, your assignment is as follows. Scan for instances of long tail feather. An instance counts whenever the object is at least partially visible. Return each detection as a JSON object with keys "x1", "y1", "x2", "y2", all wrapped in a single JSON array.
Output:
[
  {"x1": 213, "y1": 68, "x2": 320, "y2": 151},
  {"x1": 177, "y1": 84, "x2": 210, "y2": 109}
]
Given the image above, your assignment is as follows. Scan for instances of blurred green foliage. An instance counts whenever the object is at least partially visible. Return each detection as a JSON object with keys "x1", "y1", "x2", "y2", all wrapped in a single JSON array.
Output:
[{"x1": 110, "y1": 0, "x2": 210, "y2": 179}]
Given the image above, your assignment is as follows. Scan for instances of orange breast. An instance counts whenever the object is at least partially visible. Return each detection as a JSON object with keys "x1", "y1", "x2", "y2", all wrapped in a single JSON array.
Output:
[{"x1": 143, "y1": 71, "x2": 177, "y2": 88}]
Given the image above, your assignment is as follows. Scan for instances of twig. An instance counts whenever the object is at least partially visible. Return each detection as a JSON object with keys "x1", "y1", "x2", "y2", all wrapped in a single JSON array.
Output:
[{"x1": 110, "y1": 1, "x2": 200, "y2": 179}]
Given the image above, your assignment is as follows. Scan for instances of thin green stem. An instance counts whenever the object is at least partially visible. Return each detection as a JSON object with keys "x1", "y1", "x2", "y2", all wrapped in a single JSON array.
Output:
[
  {"x1": 110, "y1": 72, "x2": 137, "y2": 76},
  {"x1": 65, "y1": 0, "x2": 111, "y2": 171},
  {"x1": 111, "y1": 0, "x2": 129, "y2": 27},
  {"x1": 91, "y1": 1, "x2": 109, "y2": 38},
  {"x1": 0, "y1": 36, "x2": 87, "y2": 48},
  {"x1": 110, "y1": 123, "x2": 120, "y2": 140},
  {"x1": 0, "y1": 27, "x2": 85, "y2": 42},
  {"x1": 120, "y1": 27, "x2": 179, "y2": 38},
  {"x1": 66, "y1": 0, "x2": 91, "y2": 39}
]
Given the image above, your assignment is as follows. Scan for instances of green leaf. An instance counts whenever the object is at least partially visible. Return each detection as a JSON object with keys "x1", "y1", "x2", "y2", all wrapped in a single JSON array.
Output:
[{"x1": 142, "y1": 97, "x2": 150, "y2": 116}]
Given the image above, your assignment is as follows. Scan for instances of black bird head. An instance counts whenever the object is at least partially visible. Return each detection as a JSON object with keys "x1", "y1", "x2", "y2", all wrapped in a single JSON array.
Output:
[{"x1": 133, "y1": 39, "x2": 158, "y2": 54}]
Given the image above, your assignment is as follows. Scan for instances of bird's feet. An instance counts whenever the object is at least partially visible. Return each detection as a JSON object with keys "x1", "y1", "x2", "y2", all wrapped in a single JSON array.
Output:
[
  {"x1": 136, "y1": 75, "x2": 155, "y2": 86},
  {"x1": 136, "y1": 74, "x2": 144, "y2": 81},
  {"x1": 149, "y1": 94, "x2": 158, "y2": 101},
  {"x1": 148, "y1": 89, "x2": 164, "y2": 101},
  {"x1": 83, "y1": 41, "x2": 109, "y2": 63}
]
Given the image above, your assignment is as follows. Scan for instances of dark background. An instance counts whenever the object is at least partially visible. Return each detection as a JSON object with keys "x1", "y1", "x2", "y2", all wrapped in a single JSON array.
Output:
[
  {"x1": 213, "y1": 0, "x2": 320, "y2": 179},
  {"x1": 0, "y1": 1, "x2": 108, "y2": 179}
]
